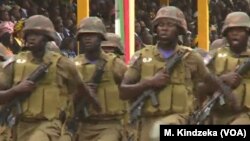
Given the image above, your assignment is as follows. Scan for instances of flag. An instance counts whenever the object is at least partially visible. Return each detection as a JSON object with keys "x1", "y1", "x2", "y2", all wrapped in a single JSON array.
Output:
[{"x1": 115, "y1": 0, "x2": 134, "y2": 64}]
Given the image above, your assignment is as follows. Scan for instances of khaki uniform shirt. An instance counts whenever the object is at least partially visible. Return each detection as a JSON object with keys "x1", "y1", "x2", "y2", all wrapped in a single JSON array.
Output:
[
  {"x1": 0, "y1": 50, "x2": 82, "y2": 92},
  {"x1": 125, "y1": 44, "x2": 210, "y2": 85}
]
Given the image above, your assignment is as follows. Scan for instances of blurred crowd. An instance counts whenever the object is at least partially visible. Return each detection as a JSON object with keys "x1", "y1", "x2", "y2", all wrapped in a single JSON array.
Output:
[
  {"x1": 0, "y1": 0, "x2": 77, "y2": 58},
  {"x1": 89, "y1": 0, "x2": 250, "y2": 51},
  {"x1": 133, "y1": 0, "x2": 250, "y2": 50},
  {"x1": 1, "y1": 0, "x2": 250, "y2": 57},
  {"x1": 90, "y1": 0, "x2": 115, "y2": 33}
]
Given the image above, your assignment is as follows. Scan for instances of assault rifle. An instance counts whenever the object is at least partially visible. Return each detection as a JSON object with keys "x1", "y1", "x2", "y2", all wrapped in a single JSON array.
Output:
[
  {"x1": 0, "y1": 62, "x2": 52, "y2": 127},
  {"x1": 129, "y1": 50, "x2": 187, "y2": 123},
  {"x1": 190, "y1": 58, "x2": 250, "y2": 125},
  {"x1": 68, "y1": 59, "x2": 106, "y2": 134},
  {"x1": 89, "y1": 59, "x2": 107, "y2": 85},
  {"x1": 84, "y1": 59, "x2": 106, "y2": 113}
]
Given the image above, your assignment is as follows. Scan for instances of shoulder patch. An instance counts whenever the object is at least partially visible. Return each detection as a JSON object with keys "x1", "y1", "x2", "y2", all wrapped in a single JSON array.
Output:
[
  {"x1": 2, "y1": 56, "x2": 15, "y2": 68},
  {"x1": 142, "y1": 57, "x2": 152, "y2": 63}
]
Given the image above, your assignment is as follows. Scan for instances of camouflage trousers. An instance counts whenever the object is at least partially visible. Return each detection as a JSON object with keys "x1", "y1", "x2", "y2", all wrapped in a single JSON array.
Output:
[{"x1": 13, "y1": 119, "x2": 73, "y2": 141}]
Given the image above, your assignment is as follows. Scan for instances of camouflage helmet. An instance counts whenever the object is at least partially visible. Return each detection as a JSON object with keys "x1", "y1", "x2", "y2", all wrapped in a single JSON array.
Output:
[
  {"x1": 222, "y1": 12, "x2": 250, "y2": 36},
  {"x1": 101, "y1": 32, "x2": 124, "y2": 55},
  {"x1": 152, "y1": 6, "x2": 187, "y2": 35},
  {"x1": 76, "y1": 17, "x2": 106, "y2": 40},
  {"x1": 23, "y1": 15, "x2": 57, "y2": 41}
]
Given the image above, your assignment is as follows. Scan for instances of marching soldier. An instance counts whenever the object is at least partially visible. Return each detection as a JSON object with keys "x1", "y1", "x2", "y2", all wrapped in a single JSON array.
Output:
[
  {"x1": 74, "y1": 17, "x2": 128, "y2": 141},
  {"x1": 101, "y1": 32, "x2": 124, "y2": 58},
  {"x1": 199, "y1": 11, "x2": 250, "y2": 125},
  {"x1": 0, "y1": 15, "x2": 92, "y2": 141},
  {"x1": 120, "y1": 6, "x2": 211, "y2": 141}
]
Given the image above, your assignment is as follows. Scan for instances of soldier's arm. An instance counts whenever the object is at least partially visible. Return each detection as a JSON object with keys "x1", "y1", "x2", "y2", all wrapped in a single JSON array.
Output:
[
  {"x1": 190, "y1": 52, "x2": 221, "y2": 99},
  {"x1": 0, "y1": 64, "x2": 16, "y2": 104},
  {"x1": 119, "y1": 54, "x2": 152, "y2": 100},
  {"x1": 0, "y1": 61, "x2": 14, "y2": 90},
  {"x1": 112, "y1": 57, "x2": 128, "y2": 85},
  {"x1": 190, "y1": 52, "x2": 211, "y2": 81},
  {"x1": 0, "y1": 89, "x2": 18, "y2": 104},
  {"x1": 0, "y1": 62, "x2": 32, "y2": 104},
  {"x1": 0, "y1": 80, "x2": 34, "y2": 104},
  {"x1": 206, "y1": 50, "x2": 217, "y2": 74}
]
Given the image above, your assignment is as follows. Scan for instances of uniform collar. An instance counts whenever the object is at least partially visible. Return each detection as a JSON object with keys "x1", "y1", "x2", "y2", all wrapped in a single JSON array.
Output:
[
  {"x1": 27, "y1": 49, "x2": 52, "y2": 64},
  {"x1": 153, "y1": 43, "x2": 182, "y2": 59}
]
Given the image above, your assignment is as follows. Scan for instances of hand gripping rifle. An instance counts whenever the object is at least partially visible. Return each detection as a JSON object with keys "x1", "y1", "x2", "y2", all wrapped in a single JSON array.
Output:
[
  {"x1": 0, "y1": 62, "x2": 52, "y2": 127},
  {"x1": 129, "y1": 50, "x2": 187, "y2": 123},
  {"x1": 67, "y1": 60, "x2": 106, "y2": 135},
  {"x1": 82, "y1": 59, "x2": 106, "y2": 115},
  {"x1": 190, "y1": 58, "x2": 250, "y2": 125}
]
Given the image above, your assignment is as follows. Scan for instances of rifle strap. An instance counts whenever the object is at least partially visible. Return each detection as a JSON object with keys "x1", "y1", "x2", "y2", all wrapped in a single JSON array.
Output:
[
  {"x1": 165, "y1": 48, "x2": 189, "y2": 72},
  {"x1": 89, "y1": 59, "x2": 107, "y2": 84},
  {"x1": 171, "y1": 47, "x2": 190, "y2": 61}
]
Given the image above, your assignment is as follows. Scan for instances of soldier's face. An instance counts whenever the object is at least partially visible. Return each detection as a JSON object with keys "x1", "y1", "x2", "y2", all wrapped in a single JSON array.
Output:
[
  {"x1": 79, "y1": 33, "x2": 102, "y2": 52},
  {"x1": 226, "y1": 27, "x2": 248, "y2": 51},
  {"x1": 156, "y1": 18, "x2": 179, "y2": 43},
  {"x1": 25, "y1": 32, "x2": 47, "y2": 52}
]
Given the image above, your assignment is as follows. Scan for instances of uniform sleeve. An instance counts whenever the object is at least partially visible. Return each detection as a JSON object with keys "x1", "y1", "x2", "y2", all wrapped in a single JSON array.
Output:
[
  {"x1": 57, "y1": 57, "x2": 83, "y2": 94},
  {"x1": 185, "y1": 51, "x2": 210, "y2": 82},
  {"x1": 206, "y1": 50, "x2": 217, "y2": 74},
  {"x1": 112, "y1": 57, "x2": 127, "y2": 84},
  {"x1": 123, "y1": 52, "x2": 142, "y2": 84},
  {"x1": 0, "y1": 63, "x2": 14, "y2": 89}
]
